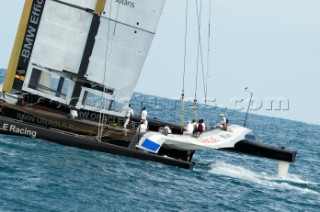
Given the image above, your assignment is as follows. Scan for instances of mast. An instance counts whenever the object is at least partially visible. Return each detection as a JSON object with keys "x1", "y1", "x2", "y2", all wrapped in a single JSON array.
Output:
[
  {"x1": 2, "y1": 0, "x2": 45, "y2": 93},
  {"x1": 95, "y1": 0, "x2": 107, "y2": 15}
]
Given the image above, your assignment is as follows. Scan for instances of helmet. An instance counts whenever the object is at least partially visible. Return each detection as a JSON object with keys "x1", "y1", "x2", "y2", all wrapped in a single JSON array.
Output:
[{"x1": 220, "y1": 114, "x2": 224, "y2": 117}]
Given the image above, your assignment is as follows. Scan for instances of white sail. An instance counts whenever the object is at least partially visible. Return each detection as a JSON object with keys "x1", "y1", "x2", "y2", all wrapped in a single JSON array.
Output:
[
  {"x1": 25, "y1": 1, "x2": 93, "y2": 74},
  {"x1": 79, "y1": 0, "x2": 166, "y2": 114},
  {"x1": 22, "y1": 0, "x2": 95, "y2": 104},
  {"x1": 19, "y1": 0, "x2": 166, "y2": 117},
  {"x1": 58, "y1": 0, "x2": 98, "y2": 10}
]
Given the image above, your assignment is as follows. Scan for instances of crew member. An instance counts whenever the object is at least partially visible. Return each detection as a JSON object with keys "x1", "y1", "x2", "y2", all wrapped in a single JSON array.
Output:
[
  {"x1": 141, "y1": 107, "x2": 148, "y2": 127},
  {"x1": 184, "y1": 121, "x2": 194, "y2": 135},
  {"x1": 192, "y1": 119, "x2": 198, "y2": 133},
  {"x1": 198, "y1": 119, "x2": 205, "y2": 132},
  {"x1": 123, "y1": 104, "x2": 134, "y2": 129},
  {"x1": 217, "y1": 114, "x2": 228, "y2": 130},
  {"x1": 163, "y1": 125, "x2": 172, "y2": 135},
  {"x1": 137, "y1": 120, "x2": 147, "y2": 133}
]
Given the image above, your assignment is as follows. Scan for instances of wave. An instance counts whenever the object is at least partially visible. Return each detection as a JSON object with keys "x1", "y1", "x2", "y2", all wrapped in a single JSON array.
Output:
[{"x1": 208, "y1": 161, "x2": 319, "y2": 196}]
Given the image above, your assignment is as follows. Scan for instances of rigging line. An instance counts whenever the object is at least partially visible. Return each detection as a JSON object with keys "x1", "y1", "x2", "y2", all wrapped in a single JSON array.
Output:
[
  {"x1": 97, "y1": 2, "x2": 121, "y2": 140},
  {"x1": 195, "y1": 0, "x2": 206, "y2": 121},
  {"x1": 195, "y1": 0, "x2": 206, "y2": 98},
  {"x1": 194, "y1": 0, "x2": 200, "y2": 98},
  {"x1": 205, "y1": 0, "x2": 212, "y2": 102},
  {"x1": 205, "y1": 0, "x2": 212, "y2": 127},
  {"x1": 194, "y1": 0, "x2": 202, "y2": 122},
  {"x1": 198, "y1": 0, "x2": 206, "y2": 101},
  {"x1": 97, "y1": 6, "x2": 110, "y2": 141},
  {"x1": 182, "y1": 0, "x2": 189, "y2": 93},
  {"x1": 181, "y1": 0, "x2": 189, "y2": 130}
]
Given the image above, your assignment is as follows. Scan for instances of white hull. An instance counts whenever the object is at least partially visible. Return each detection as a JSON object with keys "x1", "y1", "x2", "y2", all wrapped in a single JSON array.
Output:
[{"x1": 136, "y1": 125, "x2": 253, "y2": 153}]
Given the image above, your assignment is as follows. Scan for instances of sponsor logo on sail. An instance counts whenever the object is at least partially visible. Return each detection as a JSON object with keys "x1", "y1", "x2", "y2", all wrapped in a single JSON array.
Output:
[
  {"x1": 19, "y1": 0, "x2": 46, "y2": 69},
  {"x1": 115, "y1": 0, "x2": 135, "y2": 8}
]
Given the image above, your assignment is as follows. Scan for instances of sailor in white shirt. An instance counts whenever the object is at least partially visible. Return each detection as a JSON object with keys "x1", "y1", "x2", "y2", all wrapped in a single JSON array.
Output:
[
  {"x1": 137, "y1": 120, "x2": 147, "y2": 133},
  {"x1": 141, "y1": 107, "x2": 148, "y2": 127},
  {"x1": 123, "y1": 104, "x2": 134, "y2": 129},
  {"x1": 184, "y1": 120, "x2": 194, "y2": 135},
  {"x1": 217, "y1": 114, "x2": 228, "y2": 130}
]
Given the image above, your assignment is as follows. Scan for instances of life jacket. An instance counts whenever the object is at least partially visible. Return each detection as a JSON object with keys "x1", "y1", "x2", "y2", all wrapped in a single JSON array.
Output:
[{"x1": 199, "y1": 123, "x2": 204, "y2": 132}]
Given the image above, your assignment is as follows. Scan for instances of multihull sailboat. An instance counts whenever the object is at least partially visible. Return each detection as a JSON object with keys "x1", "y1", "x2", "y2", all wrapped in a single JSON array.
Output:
[{"x1": 0, "y1": 0, "x2": 296, "y2": 171}]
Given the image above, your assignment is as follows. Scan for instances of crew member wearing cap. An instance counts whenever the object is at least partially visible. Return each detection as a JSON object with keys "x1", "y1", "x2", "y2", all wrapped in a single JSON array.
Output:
[{"x1": 218, "y1": 114, "x2": 227, "y2": 130}]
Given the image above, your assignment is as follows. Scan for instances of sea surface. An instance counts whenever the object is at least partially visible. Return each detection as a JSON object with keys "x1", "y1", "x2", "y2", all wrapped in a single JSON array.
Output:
[{"x1": 0, "y1": 70, "x2": 319, "y2": 211}]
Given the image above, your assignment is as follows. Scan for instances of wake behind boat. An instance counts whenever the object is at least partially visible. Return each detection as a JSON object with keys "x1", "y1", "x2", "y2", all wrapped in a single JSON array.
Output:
[{"x1": 0, "y1": 0, "x2": 296, "y2": 172}]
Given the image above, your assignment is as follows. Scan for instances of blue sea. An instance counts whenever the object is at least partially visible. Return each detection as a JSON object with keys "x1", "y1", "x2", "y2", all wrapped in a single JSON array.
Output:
[{"x1": 0, "y1": 70, "x2": 319, "y2": 211}]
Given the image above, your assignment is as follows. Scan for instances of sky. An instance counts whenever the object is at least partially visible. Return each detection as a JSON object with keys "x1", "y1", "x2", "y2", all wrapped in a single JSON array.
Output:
[{"x1": 0, "y1": 0, "x2": 319, "y2": 125}]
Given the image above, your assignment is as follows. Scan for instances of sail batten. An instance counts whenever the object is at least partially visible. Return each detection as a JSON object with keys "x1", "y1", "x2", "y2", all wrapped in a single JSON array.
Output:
[
  {"x1": 101, "y1": 17, "x2": 156, "y2": 35},
  {"x1": 55, "y1": 0, "x2": 98, "y2": 11}
]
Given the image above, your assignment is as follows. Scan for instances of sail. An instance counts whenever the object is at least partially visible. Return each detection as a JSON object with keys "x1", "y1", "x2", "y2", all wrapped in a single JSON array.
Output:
[
  {"x1": 83, "y1": 0, "x2": 166, "y2": 114},
  {"x1": 3, "y1": 0, "x2": 166, "y2": 117},
  {"x1": 3, "y1": 0, "x2": 102, "y2": 96}
]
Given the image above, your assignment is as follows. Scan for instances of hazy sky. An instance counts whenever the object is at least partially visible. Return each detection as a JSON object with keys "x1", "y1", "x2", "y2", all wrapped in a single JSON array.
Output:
[{"x1": 0, "y1": 0, "x2": 319, "y2": 125}]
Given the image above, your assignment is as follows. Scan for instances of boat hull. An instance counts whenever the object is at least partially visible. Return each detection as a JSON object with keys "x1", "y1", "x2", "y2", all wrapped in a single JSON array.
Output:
[
  {"x1": 0, "y1": 101, "x2": 296, "y2": 168},
  {"x1": 222, "y1": 140, "x2": 297, "y2": 162},
  {"x1": 136, "y1": 127, "x2": 297, "y2": 163},
  {"x1": 0, "y1": 115, "x2": 195, "y2": 170}
]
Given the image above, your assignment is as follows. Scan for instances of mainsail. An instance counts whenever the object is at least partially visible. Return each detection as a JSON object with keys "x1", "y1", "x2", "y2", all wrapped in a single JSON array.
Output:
[{"x1": 3, "y1": 0, "x2": 166, "y2": 117}]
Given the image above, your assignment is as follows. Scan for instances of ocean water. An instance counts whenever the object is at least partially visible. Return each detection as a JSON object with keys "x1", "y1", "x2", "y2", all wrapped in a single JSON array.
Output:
[{"x1": 0, "y1": 71, "x2": 319, "y2": 211}]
